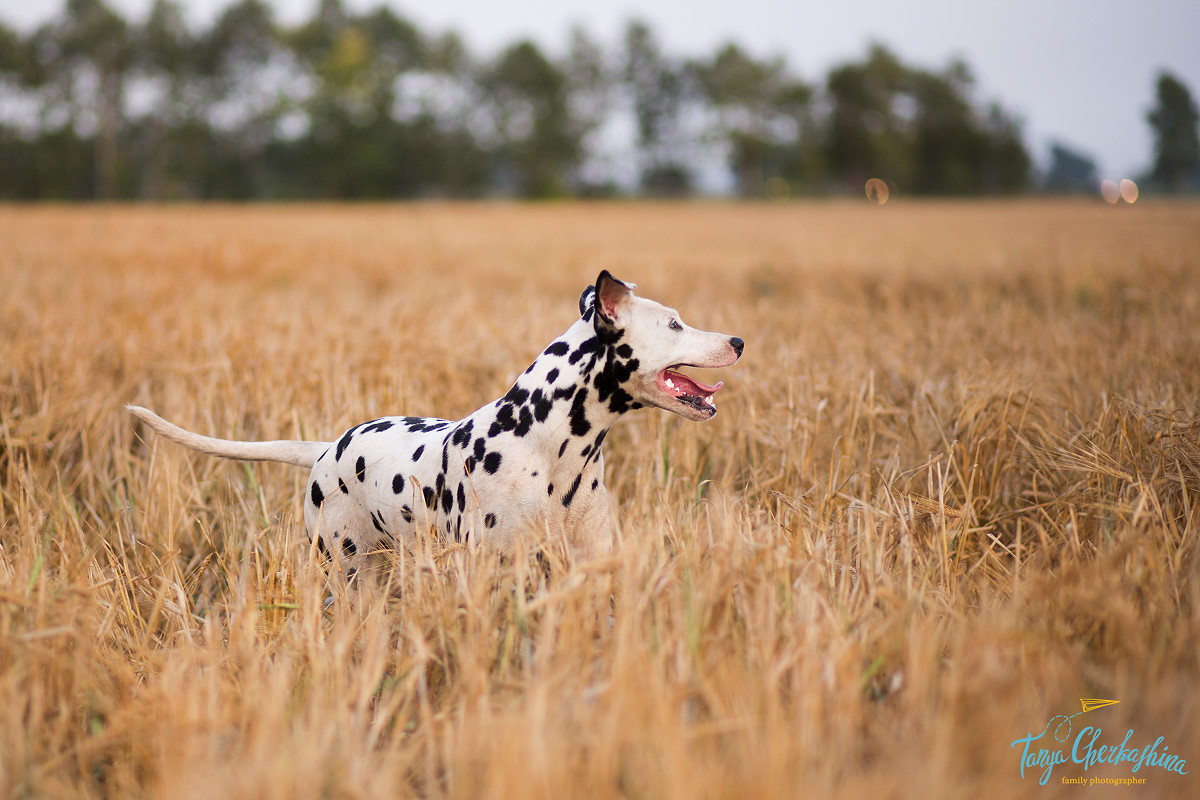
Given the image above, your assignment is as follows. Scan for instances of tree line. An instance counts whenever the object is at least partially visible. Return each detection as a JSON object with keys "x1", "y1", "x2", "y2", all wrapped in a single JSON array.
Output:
[{"x1": 0, "y1": 0, "x2": 1195, "y2": 200}]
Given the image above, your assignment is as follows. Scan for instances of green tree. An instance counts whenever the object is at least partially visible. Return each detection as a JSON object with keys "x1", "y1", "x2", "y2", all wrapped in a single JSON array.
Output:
[
  {"x1": 909, "y1": 60, "x2": 983, "y2": 194},
  {"x1": 694, "y1": 43, "x2": 812, "y2": 196},
  {"x1": 194, "y1": 0, "x2": 285, "y2": 197},
  {"x1": 133, "y1": 0, "x2": 199, "y2": 198},
  {"x1": 483, "y1": 40, "x2": 578, "y2": 197},
  {"x1": 1043, "y1": 142, "x2": 1097, "y2": 194},
  {"x1": 981, "y1": 104, "x2": 1031, "y2": 194},
  {"x1": 0, "y1": 19, "x2": 19, "y2": 74},
  {"x1": 281, "y1": 0, "x2": 464, "y2": 198},
  {"x1": 822, "y1": 44, "x2": 1029, "y2": 195},
  {"x1": 823, "y1": 44, "x2": 911, "y2": 192},
  {"x1": 563, "y1": 26, "x2": 614, "y2": 193},
  {"x1": 0, "y1": 19, "x2": 92, "y2": 199},
  {"x1": 623, "y1": 20, "x2": 692, "y2": 195},
  {"x1": 1147, "y1": 71, "x2": 1199, "y2": 193},
  {"x1": 38, "y1": 0, "x2": 133, "y2": 198}
]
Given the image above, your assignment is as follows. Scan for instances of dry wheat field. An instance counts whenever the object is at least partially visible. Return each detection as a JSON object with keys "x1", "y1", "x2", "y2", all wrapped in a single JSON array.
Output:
[{"x1": 1, "y1": 201, "x2": 1199, "y2": 799}]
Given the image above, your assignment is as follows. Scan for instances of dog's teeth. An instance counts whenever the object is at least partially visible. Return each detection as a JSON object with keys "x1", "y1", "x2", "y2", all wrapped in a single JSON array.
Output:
[
  {"x1": 705, "y1": 395, "x2": 714, "y2": 404},
  {"x1": 666, "y1": 379, "x2": 675, "y2": 389}
]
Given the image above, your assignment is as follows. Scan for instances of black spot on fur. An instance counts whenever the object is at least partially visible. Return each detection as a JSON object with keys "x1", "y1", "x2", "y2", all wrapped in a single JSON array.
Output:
[
  {"x1": 310, "y1": 481, "x2": 324, "y2": 507},
  {"x1": 544, "y1": 341, "x2": 569, "y2": 357},
  {"x1": 412, "y1": 444, "x2": 425, "y2": 462},
  {"x1": 423, "y1": 486, "x2": 436, "y2": 508},
  {"x1": 584, "y1": 430, "x2": 607, "y2": 466},
  {"x1": 371, "y1": 511, "x2": 387, "y2": 536},
  {"x1": 593, "y1": 350, "x2": 640, "y2": 414},
  {"x1": 569, "y1": 336, "x2": 600, "y2": 366},
  {"x1": 441, "y1": 489, "x2": 453, "y2": 514},
  {"x1": 335, "y1": 427, "x2": 356, "y2": 461},
  {"x1": 492, "y1": 402, "x2": 517, "y2": 435},
  {"x1": 546, "y1": 368, "x2": 559, "y2": 383},
  {"x1": 591, "y1": 478, "x2": 599, "y2": 490},
  {"x1": 581, "y1": 444, "x2": 592, "y2": 459},
  {"x1": 392, "y1": 473, "x2": 405, "y2": 494},
  {"x1": 484, "y1": 513, "x2": 496, "y2": 529},
  {"x1": 451, "y1": 420, "x2": 474, "y2": 447},
  {"x1": 456, "y1": 483, "x2": 466, "y2": 512},
  {"x1": 342, "y1": 537, "x2": 357, "y2": 556},
  {"x1": 531, "y1": 389, "x2": 552, "y2": 422},
  {"x1": 355, "y1": 455, "x2": 366, "y2": 482},
  {"x1": 592, "y1": 349, "x2": 638, "y2": 413},
  {"x1": 558, "y1": 439, "x2": 569, "y2": 458},
  {"x1": 609, "y1": 387, "x2": 635, "y2": 414},
  {"x1": 547, "y1": 483, "x2": 554, "y2": 495},
  {"x1": 316, "y1": 536, "x2": 329, "y2": 557},
  {"x1": 361, "y1": 419, "x2": 394, "y2": 435},
  {"x1": 616, "y1": 344, "x2": 633, "y2": 358},
  {"x1": 400, "y1": 505, "x2": 413, "y2": 523},
  {"x1": 561, "y1": 474, "x2": 583, "y2": 507},
  {"x1": 514, "y1": 406, "x2": 533, "y2": 437},
  {"x1": 338, "y1": 478, "x2": 349, "y2": 494},
  {"x1": 403, "y1": 416, "x2": 447, "y2": 433},
  {"x1": 483, "y1": 451, "x2": 502, "y2": 474},
  {"x1": 505, "y1": 385, "x2": 530, "y2": 405},
  {"x1": 474, "y1": 437, "x2": 487, "y2": 461},
  {"x1": 569, "y1": 388, "x2": 591, "y2": 436},
  {"x1": 595, "y1": 321, "x2": 624, "y2": 346}
]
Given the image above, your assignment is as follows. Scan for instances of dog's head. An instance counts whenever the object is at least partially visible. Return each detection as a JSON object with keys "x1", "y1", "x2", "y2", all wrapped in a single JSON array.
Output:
[{"x1": 579, "y1": 271, "x2": 743, "y2": 421}]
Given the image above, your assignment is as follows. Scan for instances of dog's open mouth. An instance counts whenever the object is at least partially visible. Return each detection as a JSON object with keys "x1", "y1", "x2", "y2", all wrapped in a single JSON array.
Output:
[{"x1": 657, "y1": 366, "x2": 724, "y2": 414}]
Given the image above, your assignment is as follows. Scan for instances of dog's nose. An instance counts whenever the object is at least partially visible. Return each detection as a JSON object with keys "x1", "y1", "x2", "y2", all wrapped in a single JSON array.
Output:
[{"x1": 729, "y1": 337, "x2": 744, "y2": 357}]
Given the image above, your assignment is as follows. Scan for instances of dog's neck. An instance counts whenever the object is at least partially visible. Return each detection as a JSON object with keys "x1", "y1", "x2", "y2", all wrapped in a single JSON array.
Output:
[{"x1": 485, "y1": 315, "x2": 643, "y2": 478}]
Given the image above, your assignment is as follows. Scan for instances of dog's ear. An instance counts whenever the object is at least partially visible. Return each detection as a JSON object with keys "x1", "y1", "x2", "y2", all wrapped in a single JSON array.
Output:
[
  {"x1": 594, "y1": 271, "x2": 635, "y2": 328},
  {"x1": 579, "y1": 285, "x2": 597, "y2": 319}
]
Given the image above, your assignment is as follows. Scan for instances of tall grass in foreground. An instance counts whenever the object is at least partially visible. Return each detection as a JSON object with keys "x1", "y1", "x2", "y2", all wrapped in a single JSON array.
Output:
[{"x1": 1, "y1": 201, "x2": 1198, "y2": 798}]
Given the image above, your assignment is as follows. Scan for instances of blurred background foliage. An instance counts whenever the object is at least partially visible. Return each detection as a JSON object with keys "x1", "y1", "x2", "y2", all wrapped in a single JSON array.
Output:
[{"x1": 0, "y1": 0, "x2": 1196, "y2": 200}]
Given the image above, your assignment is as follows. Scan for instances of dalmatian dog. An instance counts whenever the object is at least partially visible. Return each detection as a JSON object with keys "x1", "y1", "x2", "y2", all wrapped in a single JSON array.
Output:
[{"x1": 127, "y1": 272, "x2": 744, "y2": 573}]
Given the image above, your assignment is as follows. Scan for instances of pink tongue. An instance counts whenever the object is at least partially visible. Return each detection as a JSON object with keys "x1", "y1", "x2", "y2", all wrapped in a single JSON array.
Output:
[{"x1": 664, "y1": 369, "x2": 723, "y2": 395}]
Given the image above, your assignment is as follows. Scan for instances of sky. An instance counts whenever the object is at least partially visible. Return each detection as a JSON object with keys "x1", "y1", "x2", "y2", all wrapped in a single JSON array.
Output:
[{"x1": 2, "y1": 0, "x2": 1197, "y2": 181}]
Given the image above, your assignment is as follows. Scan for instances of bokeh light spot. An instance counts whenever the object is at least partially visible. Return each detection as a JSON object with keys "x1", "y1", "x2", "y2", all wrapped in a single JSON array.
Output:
[
  {"x1": 865, "y1": 178, "x2": 889, "y2": 205},
  {"x1": 1120, "y1": 179, "x2": 1139, "y2": 204},
  {"x1": 1100, "y1": 179, "x2": 1120, "y2": 204},
  {"x1": 765, "y1": 176, "x2": 790, "y2": 201}
]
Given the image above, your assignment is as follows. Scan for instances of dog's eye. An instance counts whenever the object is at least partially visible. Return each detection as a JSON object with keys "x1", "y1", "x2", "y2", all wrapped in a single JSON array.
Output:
[{"x1": 668, "y1": 319, "x2": 682, "y2": 331}]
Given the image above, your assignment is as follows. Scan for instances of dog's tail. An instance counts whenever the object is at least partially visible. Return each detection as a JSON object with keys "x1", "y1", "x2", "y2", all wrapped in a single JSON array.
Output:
[{"x1": 126, "y1": 406, "x2": 328, "y2": 468}]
